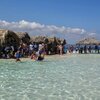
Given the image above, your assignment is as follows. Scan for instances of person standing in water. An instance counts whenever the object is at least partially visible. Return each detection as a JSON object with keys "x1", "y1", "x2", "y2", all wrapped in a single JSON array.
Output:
[
  {"x1": 37, "y1": 45, "x2": 45, "y2": 61},
  {"x1": 30, "y1": 51, "x2": 37, "y2": 60},
  {"x1": 15, "y1": 50, "x2": 21, "y2": 62}
]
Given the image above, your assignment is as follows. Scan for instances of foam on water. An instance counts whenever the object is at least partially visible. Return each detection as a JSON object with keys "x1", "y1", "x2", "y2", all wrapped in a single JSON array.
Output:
[{"x1": 0, "y1": 54, "x2": 100, "y2": 100}]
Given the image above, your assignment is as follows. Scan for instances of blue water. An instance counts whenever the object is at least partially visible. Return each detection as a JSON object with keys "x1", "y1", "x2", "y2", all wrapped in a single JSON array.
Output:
[{"x1": 0, "y1": 54, "x2": 100, "y2": 100}]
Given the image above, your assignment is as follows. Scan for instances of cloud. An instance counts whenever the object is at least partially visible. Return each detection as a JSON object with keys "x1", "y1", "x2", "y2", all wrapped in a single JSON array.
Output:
[
  {"x1": 0, "y1": 20, "x2": 86, "y2": 34},
  {"x1": 88, "y1": 32, "x2": 96, "y2": 36},
  {"x1": 0, "y1": 20, "x2": 98, "y2": 43}
]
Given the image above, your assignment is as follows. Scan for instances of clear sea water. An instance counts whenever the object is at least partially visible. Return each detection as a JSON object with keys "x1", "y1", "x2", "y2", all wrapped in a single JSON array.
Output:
[{"x1": 0, "y1": 54, "x2": 100, "y2": 100}]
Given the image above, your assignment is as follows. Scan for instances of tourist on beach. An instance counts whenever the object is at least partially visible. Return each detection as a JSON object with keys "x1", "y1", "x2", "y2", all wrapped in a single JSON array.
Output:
[
  {"x1": 88, "y1": 45, "x2": 92, "y2": 53},
  {"x1": 37, "y1": 47, "x2": 45, "y2": 61},
  {"x1": 58, "y1": 44, "x2": 63, "y2": 55},
  {"x1": 95, "y1": 45, "x2": 99, "y2": 53},
  {"x1": 84, "y1": 45, "x2": 87, "y2": 53},
  {"x1": 63, "y1": 44, "x2": 67, "y2": 54},
  {"x1": 37, "y1": 53, "x2": 44, "y2": 61},
  {"x1": 15, "y1": 50, "x2": 21, "y2": 62},
  {"x1": 31, "y1": 51, "x2": 37, "y2": 60}
]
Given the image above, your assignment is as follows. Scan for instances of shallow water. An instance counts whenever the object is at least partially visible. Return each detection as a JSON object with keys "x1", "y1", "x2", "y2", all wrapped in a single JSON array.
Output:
[{"x1": 0, "y1": 54, "x2": 100, "y2": 100}]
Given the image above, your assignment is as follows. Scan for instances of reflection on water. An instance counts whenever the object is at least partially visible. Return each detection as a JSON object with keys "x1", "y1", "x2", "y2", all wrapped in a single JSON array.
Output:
[{"x1": 0, "y1": 54, "x2": 100, "y2": 100}]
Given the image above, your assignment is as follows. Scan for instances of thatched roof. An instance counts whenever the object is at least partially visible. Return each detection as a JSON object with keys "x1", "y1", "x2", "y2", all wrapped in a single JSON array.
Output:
[
  {"x1": 16, "y1": 32, "x2": 30, "y2": 44},
  {"x1": 48, "y1": 37, "x2": 63, "y2": 44},
  {"x1": 0, "y1": 29, "x2": 20, "y2": 46},
  {"x1": 30, "y1": 36, "x2": 46, "y2": 43},
  {"x1": 76, "y1": 37, "x2": 100, "y2": 45},
  {"x1": 30, "y1": 36, "x2": 65, "y2": 44}
]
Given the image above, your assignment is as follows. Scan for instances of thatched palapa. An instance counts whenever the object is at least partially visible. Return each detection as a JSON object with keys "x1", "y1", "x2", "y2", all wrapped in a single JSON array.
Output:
[
  {"x1": 48, "y1": 37, "x2": 64, "y2": 44},
  {"x1": 16, "y1": 32, "x2": 30, "y2": 44},
  {"x1": 30, "y1": 36, "x2": 46, "y2": 43},
  {"x1": 0, "y1": 29, "x2": 20, "y2": 47},
  {"x1": 76, "y1": 37, "x2": 100, "y2": 45},
  {"x1": 30, "y1": 36, "x2": 65, "y2": 44}
]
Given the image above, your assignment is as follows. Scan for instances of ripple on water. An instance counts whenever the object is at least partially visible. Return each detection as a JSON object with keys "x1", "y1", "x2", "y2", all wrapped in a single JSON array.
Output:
[{"x1": 0, "y1": 54, "x2": 100, "y2": 100}]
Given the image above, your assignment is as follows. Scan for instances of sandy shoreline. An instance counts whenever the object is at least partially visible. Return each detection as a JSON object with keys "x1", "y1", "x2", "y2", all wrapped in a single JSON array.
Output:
[
  {"x1": 0, "y1": 53, "x2": 73, "y2": 61},
  {"x1": 20, "y1": 54, "x2": 70, "y2": 61}
]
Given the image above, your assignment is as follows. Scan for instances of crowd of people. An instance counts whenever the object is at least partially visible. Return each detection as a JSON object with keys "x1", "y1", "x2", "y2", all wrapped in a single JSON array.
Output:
[
  {"x1": 75, "y1": 45, "x2": 100, "y2": 54},
  {"x1": 0, "y1": 40, "x2": 100, "y2": 61},
  {"x1": 0, "y1": 39, "x2": 67, "y2": 61}
]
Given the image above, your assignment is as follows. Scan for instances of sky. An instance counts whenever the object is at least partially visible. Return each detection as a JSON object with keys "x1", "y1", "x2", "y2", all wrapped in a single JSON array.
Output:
[{"x1": 0, "y1": 0, "x2": 100, "y2": 43}]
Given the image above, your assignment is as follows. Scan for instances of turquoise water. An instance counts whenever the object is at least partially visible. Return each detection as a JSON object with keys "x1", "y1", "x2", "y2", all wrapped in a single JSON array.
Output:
[{"x1": 0, "y1": 54, "x2": 100, "y2": 100}]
